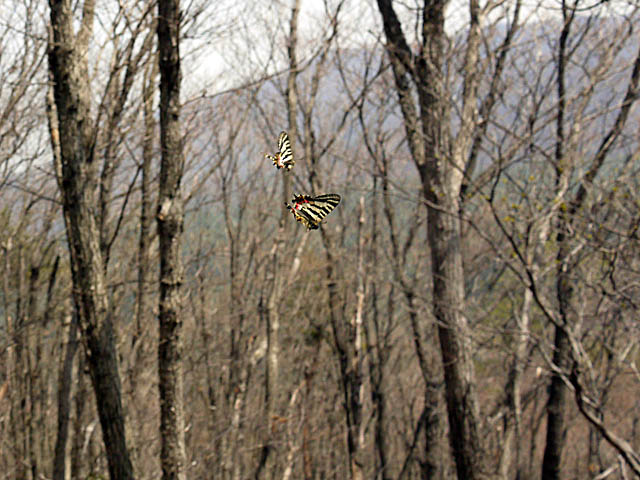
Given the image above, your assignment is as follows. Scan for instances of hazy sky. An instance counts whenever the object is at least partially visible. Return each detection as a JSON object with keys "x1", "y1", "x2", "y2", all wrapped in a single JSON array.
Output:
[
  {"x1": 181, "y1": 0, "x2": 588, "y2": 97},
  {"x1": 183, "y1": 0, "x2": 380, "y2": 97}
]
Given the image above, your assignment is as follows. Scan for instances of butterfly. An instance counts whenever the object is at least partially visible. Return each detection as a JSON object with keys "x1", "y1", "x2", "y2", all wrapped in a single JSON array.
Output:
[
  {"x1": 265, "y1": 131, "x2": 295, "y2": 171},
  {"x1": 285, "y1": 193, "x2": 341, "y2": 230}
]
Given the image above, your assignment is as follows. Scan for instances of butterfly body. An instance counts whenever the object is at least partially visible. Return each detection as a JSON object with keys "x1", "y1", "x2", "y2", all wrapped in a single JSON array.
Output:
[
  {"x1": 286, "y1": 193, "x2": 341, "y2": 230},
  {"x1": 265, "y1": 131, "x2": 295, "y2": 170}
]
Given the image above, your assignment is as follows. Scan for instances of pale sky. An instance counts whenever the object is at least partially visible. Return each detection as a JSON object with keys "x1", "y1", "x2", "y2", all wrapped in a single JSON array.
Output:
[{"x1": 181, "y1": 0, "x2": 589, "y2": 98}]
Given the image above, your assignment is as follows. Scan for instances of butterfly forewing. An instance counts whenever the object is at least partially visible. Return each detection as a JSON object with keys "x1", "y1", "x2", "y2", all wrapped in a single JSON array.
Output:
[{"x1": 277, "y1": 132, "x2": 294, "y2": 170}]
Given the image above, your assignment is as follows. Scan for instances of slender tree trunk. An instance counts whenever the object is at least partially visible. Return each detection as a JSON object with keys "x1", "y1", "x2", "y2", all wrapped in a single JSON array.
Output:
[
  {"x1": 156, "y1": 0, "x2": 187, "y2": 477},
  {"x1": 1, "y1": 239, "x2": 21, "y2": 478},
  {"x1": 541, "y1": 21, "x2": 640, "y2": 478},
  {"x1": 228, "y1": 338, "x2": 259, "y2": 480},
  {"x1": 318, "y1": 222, "x2": 365, "y2": 480},
  {"x1": 499, "y1": 286, "x2": 532, "y2": 479},
  {"x1": 47, "y1": 0, "x2": 134, "y2": 478},
  {"x1": 301, "y1": 353, "x2": 320, "y2": 480},
  {"x1": 254, "y1": 2, "x2": 300, "y2": 476},
  {"x1": 349, "y1": 197, "x2": 366, "y2": 480},
  {"x1": 541, "y1": 327, "x2": 572, "y2": 479},
  {"x1": 375, "y1": 136, "x2": 449, "y2": 478},
  {"x1": 376, "y1": 0, "x2": 488, "y2": 477},
  {"x1": 365, "y1": 178, "x2": 392, "y2": 480},
  {"x1": 541, "y1": 249, "x2": 573, "y2": 480},
  {"x1": 424, "y1": 186, "x2": 485, "y2": 480},
  {"x1": 53, "y1": 312, "x2": 78, "y2": 480},
  {"x1": 26, "y1": 265, "x2": 40, "y2": 480},
  {"x1": 14, "y1": 248, "x2": 29, "y2": 480},
  {"x1": 133, "y1": 58, "x2": 157, "y2": 372},
  {"x1": 540, "y1": 6, "x2": 574, "y2": 475},
  {"x1": 71, "y1": 355, "x2": 88, "y2": 480},
  {"x1": 126, "y1": 53, "x2": 158, "y2": 474}
]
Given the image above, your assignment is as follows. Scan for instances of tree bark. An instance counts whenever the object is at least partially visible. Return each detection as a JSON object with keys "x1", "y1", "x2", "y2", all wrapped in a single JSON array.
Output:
[
  {"x1": 47, "y1": 0, "x2": 134, "y2": 478},
  {"x1": 71, "y1": 355, "x2": 88, "y2": 480},
  {"x1": 425, "y1": 183, "x2": 485, "y2": 480},
  {"x1": 53, "y1": 312, "x2": 78, "y2": 480},
  {"x1": 156, "y1": 0, "x2": 187, "y2": 477},
  {"x1": 376, "y1": 0, "x2": 488, "y2": 478}
]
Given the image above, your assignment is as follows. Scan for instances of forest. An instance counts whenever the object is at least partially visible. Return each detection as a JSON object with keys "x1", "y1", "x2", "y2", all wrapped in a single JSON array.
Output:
[{"x1": 1, "y1": 0, "x2": 640, "y2": 479}]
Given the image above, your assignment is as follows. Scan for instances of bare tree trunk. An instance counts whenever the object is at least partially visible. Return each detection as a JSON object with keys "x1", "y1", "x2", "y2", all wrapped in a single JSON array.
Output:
[
  {"x1": 156, "y1": 0, "x2": 187, "y2": 477},
  {"x1": 499, "y1": 286, "x2": 532, "y2": 479},
  {"x1": 1, "y1": 239, "x2": 20, "y2": 477},
  {"x1": 53, "y1": 311, "x2": 78, "y2": 480},
  {"x1": 254, "y1": 2, "x2": 299, "y2": 476},
  {"x1": 363, "y1": 179, "x2": 392, "y2": 480},
  {"x1": 541, "y1": 6, "x2": 640, "y2": 478},
  {"x1": 10, "y1": 246, "x2": 29, "y2": 480},
  {"x1": 425, "y1": 191, "x2": 485, "y2": 480},
  {"x1": 125, "y1": 52, "x2": 158, "y2": 474},
  {"x1": 133, "y1": 45, "x2": 157, "y2": 365},
  {"x1": 47, "y1": 0, "x2": 134, "y2": 478},
  {"x1": 71, "y1": 355, "x2": 88, "y2": 480},
  {"x1": 15, "y1": 247, "x2": 29, "y2": 480},
  {"x1": 378, "y1": 140, "x2": 449, "y2": 478},
  {"x1": 26, "y1": 265, "x2": 40, "y2": 480},
  {"x1": 228, "y1": 336, "x2": 262, "y2": 480},
  {"x1": 291, "y1": 1, "x2": 367, "y2": 474},
  {"x1": 47, "y1": 65, "x2": 77, "y2": 480},
  {"x1": 539, "y1": 6, "x2": 575, "y2": 476},
  {"x1": 350, "y1": 198, "x2": 366, "y2": 480},
  {"x1": 541, "y1": 245, "x2": 574, "y2": 480},
  {"x1": 375, "y1": 0, "x2": 488, "y2": 477}
]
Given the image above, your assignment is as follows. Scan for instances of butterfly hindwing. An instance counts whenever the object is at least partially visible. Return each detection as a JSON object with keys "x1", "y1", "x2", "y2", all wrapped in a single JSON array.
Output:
[
  {"x1": 286, "y1": 193, "x2": 341, "y2": 230},
  {"x1": 265, "y1": 131, "x2": 295, "y2": 171}
]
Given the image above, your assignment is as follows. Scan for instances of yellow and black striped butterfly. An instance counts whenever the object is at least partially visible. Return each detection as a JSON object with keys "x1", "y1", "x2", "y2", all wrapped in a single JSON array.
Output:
[
  {"x1": 265, "y1": 131, "x2": 295, "y2": 171},
  {"x1": 285, "y1": 193, "x2": 341, "y2": 230}
]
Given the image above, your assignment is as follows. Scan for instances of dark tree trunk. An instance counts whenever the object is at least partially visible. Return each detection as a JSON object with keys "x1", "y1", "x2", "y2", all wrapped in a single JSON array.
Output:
[
  {"x1": 53, "y1": 314, "x2": 78, "y2": 480},
  {"x1": 540, "y1": 7, "x2": 640, "y2": 477},
  {"x1": 425, "y1": 188, "x2": 484, "y2": 479},
  {"x1": 541, "y1": 320, "x2": 571, "y2": 479},
  {"x1": 71, "y1": 355, "x2": 88, "y2": 480},
  {"x1": 47, "y1": 1, "x2": 134, "y2": 478},
  {"x1": 156, "y1": 0, "x2": 187, "y2": 477},
  {"x1": 375, "y1": 0, "x2": 488, "y2": 478}
]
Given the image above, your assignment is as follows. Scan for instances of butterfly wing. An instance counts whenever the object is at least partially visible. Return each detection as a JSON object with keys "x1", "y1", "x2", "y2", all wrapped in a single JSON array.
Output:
[
  {"x1": 277, "y1": 131, "x2": 294, "y2": 170},
  {"x1": 286, "y1": 194, "x2": 314, "y2": 229},
  {"x1": 265, "y1": 131, "x2": 293, "y2": 170},
  {"x1": 287, "y1": 193, "x2": 341, "y2": 230}
]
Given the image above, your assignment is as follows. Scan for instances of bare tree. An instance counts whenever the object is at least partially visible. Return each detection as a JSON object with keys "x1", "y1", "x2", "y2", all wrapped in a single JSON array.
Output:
[
  {"x1": 47, "y1": 0, "x2": 134, "y2": 477},
  {"x1": 254, "y1": 1, "x2": 299, "y2": 476},
  {"x1": 52, "y1": 306, "x2": 77, "y2": 480},
  {"x1": 540, "y1": 6, "x2": 640, "y2": 479},
  {"x1": 156, "y1": 0, "x2": 188, "y2": 477},
  {"x1": 375, "y1": 0, "x2": 489, "y2": 477},
  {"x1": 0, "y1": 2, "x2": 52, "y2": 477},
  {"x1": 469, "y1": 2, "x2": 640, "y2": 477}
]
